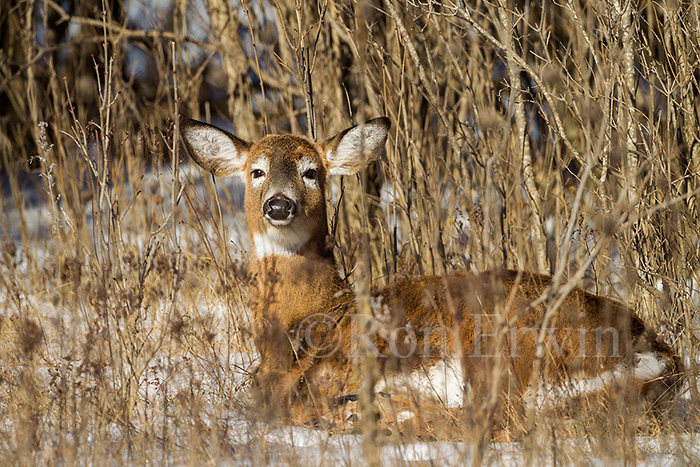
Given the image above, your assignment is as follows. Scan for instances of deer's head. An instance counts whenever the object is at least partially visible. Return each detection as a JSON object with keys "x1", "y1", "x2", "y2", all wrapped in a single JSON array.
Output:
[{"x1": 181, "y1": 118, "x2": 390, "y2": 259}]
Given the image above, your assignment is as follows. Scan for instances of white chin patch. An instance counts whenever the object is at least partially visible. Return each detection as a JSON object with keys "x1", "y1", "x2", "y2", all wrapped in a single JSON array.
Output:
[
  {"x1": 265, "y1": 217, "x2": 293, "y2": 227},
  {"x1": 253, "y1": 225, "x2": 312, "y2": 258}
]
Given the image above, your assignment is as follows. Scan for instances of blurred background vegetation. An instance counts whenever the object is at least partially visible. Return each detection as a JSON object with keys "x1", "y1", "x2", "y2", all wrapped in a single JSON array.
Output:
[{"x1": 0, "y1": 0, "x2": 699, "y2": 463}]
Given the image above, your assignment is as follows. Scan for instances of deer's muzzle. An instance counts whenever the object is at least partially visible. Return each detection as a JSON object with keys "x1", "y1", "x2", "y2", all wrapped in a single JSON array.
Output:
[{"x1": 264, "y1": 195, "x2": 297, "y2": 222}]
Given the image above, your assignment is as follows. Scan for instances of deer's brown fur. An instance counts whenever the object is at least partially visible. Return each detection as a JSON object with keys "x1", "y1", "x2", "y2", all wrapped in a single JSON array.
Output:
[{"x1": 181, "y1": 117, "x2": 684, "y2": 437}]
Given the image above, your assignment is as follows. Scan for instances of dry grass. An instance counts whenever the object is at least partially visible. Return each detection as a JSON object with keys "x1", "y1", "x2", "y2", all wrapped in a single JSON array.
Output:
[{"x1": 1, "y1": 0, "x2": 699, "y2": 464}]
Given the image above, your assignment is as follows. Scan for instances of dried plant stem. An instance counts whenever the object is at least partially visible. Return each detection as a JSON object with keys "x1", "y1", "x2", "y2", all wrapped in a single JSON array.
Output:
[{"x1": 496, "y1": 1, "x2": 549, "y2": 274}]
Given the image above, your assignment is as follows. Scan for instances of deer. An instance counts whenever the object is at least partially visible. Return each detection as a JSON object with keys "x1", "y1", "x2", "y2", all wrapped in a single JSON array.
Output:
[{"x1": 180, "y1": 116, "x2": 684, "y2": 439}]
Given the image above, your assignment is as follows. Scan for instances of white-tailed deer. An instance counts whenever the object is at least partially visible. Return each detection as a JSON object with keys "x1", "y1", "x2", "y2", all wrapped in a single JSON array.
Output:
[{"x1": 181, "y1": 117, "x2": 683, "y2": 438}]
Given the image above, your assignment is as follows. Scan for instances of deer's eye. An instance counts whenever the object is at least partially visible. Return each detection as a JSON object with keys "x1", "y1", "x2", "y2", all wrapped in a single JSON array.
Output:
[
  {"x1": 303, "y1": 169, "x2": 317, "y2": 180},
  {"x1": 251, "y1": 169, "x2": 265, "y2": 179}
]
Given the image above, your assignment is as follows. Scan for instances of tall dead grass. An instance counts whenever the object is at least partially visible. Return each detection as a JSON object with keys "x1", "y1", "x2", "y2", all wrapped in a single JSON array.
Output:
[{"x1": 0, "y1": 0, "x2": 698, "y2": 464}]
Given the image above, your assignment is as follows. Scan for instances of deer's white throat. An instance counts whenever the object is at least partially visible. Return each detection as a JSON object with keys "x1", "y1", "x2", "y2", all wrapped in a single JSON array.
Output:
[{"x1": 253, "y1": 225, "x2": 312, "y2": 258}]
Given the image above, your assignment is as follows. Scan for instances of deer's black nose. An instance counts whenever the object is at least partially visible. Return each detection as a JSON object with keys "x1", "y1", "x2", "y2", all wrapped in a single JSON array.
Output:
[{"x1": 264, "y1": 195, "x2": 296, "y2": 221}]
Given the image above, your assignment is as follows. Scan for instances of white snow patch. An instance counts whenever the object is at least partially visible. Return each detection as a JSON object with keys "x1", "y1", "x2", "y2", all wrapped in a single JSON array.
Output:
[{"x1": 396, "y1": 410, "x2": 415, "y2": 423}]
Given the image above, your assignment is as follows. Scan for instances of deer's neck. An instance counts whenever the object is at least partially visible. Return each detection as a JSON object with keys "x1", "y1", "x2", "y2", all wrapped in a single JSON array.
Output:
[{"x1": 249, "y1": 231, "x2": 350, "y2": 330}]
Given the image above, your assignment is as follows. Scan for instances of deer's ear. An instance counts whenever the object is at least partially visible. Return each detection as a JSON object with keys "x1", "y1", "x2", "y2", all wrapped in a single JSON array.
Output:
[
  {"x1": 181, "y1": 119, "x2": 251, "y2": 178},
  {"x1": 321, "y1": 117, "x2": 390, "y2": 176}
]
